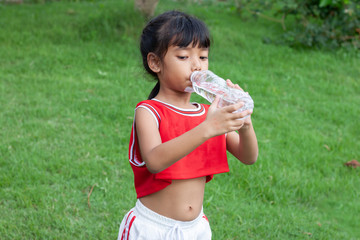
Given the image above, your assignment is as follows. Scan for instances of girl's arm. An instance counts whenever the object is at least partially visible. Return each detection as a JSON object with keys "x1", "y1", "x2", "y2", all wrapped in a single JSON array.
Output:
[
  {"x1": 135, "y1": 97, "x2": 247, "y2": 173},
  {"x1": 226, "y1": 121, "x2": 258, "y2": 165},
  {"x1": 225, "y1": 79, "x2": 258, "y2": 164}
]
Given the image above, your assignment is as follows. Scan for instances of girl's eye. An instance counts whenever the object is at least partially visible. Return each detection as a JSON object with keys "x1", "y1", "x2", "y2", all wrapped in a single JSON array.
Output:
[
  {"x1": 177, "y1": 56, "x2": 188, "y2": 60},
  {"x1": 200, "y1": 56, "x2": 208, "y2": 60}
]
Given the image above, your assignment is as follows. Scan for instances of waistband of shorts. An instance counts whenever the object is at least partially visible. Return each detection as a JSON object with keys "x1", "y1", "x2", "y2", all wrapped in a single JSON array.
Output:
[{"x1": 134, "y1": 199, "x2": 204, "y2": 229}]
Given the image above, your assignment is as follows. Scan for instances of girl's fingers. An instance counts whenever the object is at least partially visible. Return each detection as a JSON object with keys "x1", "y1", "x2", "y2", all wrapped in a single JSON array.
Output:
[
  {"x1": 226, "y1": 79, "x2": 244, "y2": 91},
  {"x1": 226, "y1": 79, "x2": 236, "y2": 89},
  {"x1": 236, "y1": 84, "x2": 244, "y2": 91},
  {"x1": 209, "y1": 95, "x2": 221, "y2": 109},
  {"x1": 224, "y1": 101, "x2": 244, "y2": 113},
  {"x1": 231, "y1": 108, "x2": 253, "y2": 120}
]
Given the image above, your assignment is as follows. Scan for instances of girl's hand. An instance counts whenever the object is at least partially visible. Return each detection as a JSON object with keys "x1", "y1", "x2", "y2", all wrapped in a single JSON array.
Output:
[
  {"x1": 226, "y1": 79, "x2": 243, "y2": 91},
  {"x1": 225, "y1": 79, "x2": 253, "y2": 127},
  {"x1": 205, "y1": 96, "x2": 252, "y2": 138}
]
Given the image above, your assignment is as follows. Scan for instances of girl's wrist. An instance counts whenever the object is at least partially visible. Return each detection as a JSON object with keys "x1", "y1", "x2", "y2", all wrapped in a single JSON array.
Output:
[
  {"x1": 239, "y1": 120, "x2": 253, "y2": 133},
  {"x1": 198, "y1": 121, "x2": 214, "y2": 140}
]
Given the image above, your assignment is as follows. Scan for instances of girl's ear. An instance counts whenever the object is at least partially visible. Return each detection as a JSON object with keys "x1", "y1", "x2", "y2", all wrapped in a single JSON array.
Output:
[{"x1": 147, "y1": 53, "x2": 161, "y2": 73}]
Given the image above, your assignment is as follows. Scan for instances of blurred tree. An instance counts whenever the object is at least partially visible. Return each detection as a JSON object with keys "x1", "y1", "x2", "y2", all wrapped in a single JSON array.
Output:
[
  {"x1": 1, "y1": 0, "x2": 23, "y2": 3},
  {"x1": 135, "y1": 0, "x2": 159, "y2": 18},
  {"x1": 237, "y1": 0, "x2": 360, "y2": 49}
]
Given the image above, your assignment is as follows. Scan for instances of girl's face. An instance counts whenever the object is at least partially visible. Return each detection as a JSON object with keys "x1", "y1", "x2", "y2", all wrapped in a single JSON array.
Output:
[{"x1": 158, "y1": 43, "x2": 209, "y2": 93}]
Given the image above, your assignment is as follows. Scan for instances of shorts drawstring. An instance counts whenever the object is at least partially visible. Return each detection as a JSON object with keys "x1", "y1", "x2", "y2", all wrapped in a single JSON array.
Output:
[{"x1": 166, "y1": 223, "x2": 185, "y2": 240}]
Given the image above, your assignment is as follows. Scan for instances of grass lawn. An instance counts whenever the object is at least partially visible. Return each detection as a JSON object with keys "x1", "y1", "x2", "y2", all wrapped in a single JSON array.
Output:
[{"x1": 0, "y1": 0, "x2": 359, "y2": 239}]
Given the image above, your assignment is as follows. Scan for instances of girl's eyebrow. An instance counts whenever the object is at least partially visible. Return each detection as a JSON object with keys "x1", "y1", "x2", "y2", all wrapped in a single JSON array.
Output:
[
  {"x1": 174, "y1": 46, "x2": 209, "y2": 51},
  {"x1": 174, "y1": 46, "x2": 191, "y2": 50}
]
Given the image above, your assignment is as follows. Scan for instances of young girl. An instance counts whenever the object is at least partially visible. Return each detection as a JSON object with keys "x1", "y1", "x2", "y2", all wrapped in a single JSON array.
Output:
[{"x1": 118, "y1": 10, "x2": 258, "y2": 240}]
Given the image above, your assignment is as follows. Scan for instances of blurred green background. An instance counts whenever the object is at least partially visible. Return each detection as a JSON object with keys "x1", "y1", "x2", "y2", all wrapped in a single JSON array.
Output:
[{"x1": 0, "y1": 0, "x2": 359, "y2": 239}]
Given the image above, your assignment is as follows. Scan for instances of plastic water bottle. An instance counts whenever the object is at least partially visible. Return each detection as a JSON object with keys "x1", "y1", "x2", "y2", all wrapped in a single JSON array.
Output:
[{"x1": 186, "y1": 70, "x2": 254, "y2": 119}]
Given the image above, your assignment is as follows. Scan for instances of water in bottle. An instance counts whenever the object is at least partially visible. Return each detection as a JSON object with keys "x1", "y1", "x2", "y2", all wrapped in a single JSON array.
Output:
[{"x1": 187, "y1": 70, "x2": 254, "y2": 119}]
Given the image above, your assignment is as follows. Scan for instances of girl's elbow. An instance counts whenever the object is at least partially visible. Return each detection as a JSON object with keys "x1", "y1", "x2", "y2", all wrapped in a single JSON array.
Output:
[
  {"x1": 144, "y1": 160, "x2": 164, "y2": 174},
  {"x1": 146, "y1": 164, "x2": 161, "y2": 174},
  {"x1": 244, "y1": 157, "x2": 257, "y2": 165},
  {"x1": 240, "y1": 153, "x2": 258, "y2": 165}
]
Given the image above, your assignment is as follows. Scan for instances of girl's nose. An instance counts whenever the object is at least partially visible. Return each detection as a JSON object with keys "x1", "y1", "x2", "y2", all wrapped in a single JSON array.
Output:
[{"x1": 191, "y1": 60, "x2": 201, "y2": 71}]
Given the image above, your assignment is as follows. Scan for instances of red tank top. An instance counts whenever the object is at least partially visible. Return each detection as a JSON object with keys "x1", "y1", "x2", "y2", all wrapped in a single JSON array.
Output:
[{"x1": 128, "y1": 99, "x2": 229, "y2": 198}]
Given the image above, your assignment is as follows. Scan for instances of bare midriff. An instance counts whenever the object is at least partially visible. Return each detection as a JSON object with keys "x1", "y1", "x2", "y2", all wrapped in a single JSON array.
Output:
[{"x1": 139, "y1": 177, "x2": 206, "y2": 221}]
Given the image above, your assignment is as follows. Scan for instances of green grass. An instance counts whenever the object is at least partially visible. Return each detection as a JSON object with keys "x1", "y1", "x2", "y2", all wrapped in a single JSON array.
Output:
[{"x1": 0, "y1": 0, "x2": 359, "y2": 239}]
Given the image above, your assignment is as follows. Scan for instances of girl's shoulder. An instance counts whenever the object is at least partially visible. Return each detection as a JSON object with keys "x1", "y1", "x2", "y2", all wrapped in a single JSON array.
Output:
[
  {"x1": 135, "y1": 99, "x2": 165, "y2": 112},
  {"x1": 136, "y1": 99, "x2": 155, "y2": 107}
]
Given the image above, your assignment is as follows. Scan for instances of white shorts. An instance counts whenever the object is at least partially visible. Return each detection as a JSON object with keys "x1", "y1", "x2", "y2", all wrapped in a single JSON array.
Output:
[{"x1": 118, "y1": 200, "x2": 212, "y2": 240}]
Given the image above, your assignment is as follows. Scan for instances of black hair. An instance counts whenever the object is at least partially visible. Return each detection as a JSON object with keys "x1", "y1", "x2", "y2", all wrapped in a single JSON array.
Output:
[{"x1": 140, "y1": 10, "x2": 211, "y2": 99}]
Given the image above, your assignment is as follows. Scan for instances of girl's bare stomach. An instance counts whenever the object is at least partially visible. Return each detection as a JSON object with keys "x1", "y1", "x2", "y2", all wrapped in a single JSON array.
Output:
[{"x1": 139, "y1": 177, "x2": 206, "y2": 221}]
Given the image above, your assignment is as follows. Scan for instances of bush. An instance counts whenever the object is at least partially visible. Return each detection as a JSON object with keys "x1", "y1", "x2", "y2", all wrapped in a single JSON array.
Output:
[{"x1": 238, "y1": 0, "x2": 360, "y2": 50}]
